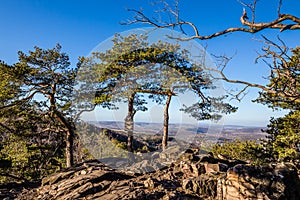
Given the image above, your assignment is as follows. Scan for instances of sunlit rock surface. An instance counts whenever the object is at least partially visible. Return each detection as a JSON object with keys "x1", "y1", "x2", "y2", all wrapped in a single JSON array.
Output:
[{"x1": 16, "y1": 149, "x2": 300, "y2": 200}]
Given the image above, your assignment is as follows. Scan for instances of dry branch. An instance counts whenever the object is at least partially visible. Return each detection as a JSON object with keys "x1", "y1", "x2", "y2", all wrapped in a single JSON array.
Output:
[
  {"x1": 124, "y1": 0, "x2": 300, "y2": 103},
  {"x1": 124, "y1": 1, "x2": 300, "y2": 41}
]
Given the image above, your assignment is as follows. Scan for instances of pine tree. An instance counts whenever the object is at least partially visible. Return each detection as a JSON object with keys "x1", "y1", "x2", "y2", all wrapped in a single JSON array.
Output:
[
  {"x1": 256, "y1": 47, "x2": 300, "y2": 161},
  {"x1": 84, "y1": 33, "x2": 236, "y2": 152}
]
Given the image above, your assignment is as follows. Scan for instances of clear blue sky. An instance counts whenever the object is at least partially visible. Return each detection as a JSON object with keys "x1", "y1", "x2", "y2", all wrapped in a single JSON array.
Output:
[{"x1": 1, "y1": 0, "x2": 299, "y2": 126}]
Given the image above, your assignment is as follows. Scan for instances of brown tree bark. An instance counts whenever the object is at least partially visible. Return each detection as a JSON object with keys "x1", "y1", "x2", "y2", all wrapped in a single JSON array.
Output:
[
  {"x1": 50, "y1": 93, "x2": 74, "y2": 168},
  {"x1": 54, "y1": 112, "x2": 75, "y2": 168},
  {"x1": 125, "y1": 93, "x2": 136, "y2": 153},
  {"x1": 65, "y1": 130, "x2": 74, "y2": 168},
  {"x1": 162, "y1": 94, "x2": 172, "y2": 151},
  {"x1": 126, "y1": 2, "x2": 300, "y2": 41}
]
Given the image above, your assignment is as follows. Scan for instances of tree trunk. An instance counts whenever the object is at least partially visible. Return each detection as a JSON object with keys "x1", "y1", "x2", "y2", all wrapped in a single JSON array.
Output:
[
  {"x1": 125, "y1": 93, "x2": 135, "y2": 153},
  {"x1": 53, "y1": 109, "x2": 75, "y2": 168},
  {"x1": 66, "y1": 130, "x2": 74, "y2": 168},
  {"x1": 50, "y1": 94, "x2": 75, "y2": 168},
  {"x1": 162, "y1": 94, "x2": 172, "y2": 151}
]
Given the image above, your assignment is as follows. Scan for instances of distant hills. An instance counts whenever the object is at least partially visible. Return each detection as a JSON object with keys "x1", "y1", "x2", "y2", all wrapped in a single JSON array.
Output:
[{"x1": 88, "y1": 121, "x2": 267, "y2": 142}]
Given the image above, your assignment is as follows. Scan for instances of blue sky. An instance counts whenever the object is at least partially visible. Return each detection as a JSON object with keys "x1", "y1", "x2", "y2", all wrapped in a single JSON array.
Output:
[{"x1": 1, "y1": 0, "x2": 299, "y2": 126}]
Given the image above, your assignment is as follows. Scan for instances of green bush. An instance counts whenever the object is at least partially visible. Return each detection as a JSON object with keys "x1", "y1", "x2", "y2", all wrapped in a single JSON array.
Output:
[
  {"x1": 212, "y1": 139, "x2": 266, "y2": 165},
  {"x1": 262, "y1": 110, "x2": 300, "y2": 162}
]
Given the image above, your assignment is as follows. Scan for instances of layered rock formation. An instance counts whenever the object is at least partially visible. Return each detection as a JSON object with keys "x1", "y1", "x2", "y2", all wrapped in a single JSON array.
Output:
[{"x1": 16, "y1": 149, "x2": 300, "y2": 200}]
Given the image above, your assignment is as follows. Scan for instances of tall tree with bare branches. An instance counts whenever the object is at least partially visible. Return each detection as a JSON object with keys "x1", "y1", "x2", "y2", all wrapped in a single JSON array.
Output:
[{"x1": 124, "y1": 0, "x2": 300, "y2": 102}]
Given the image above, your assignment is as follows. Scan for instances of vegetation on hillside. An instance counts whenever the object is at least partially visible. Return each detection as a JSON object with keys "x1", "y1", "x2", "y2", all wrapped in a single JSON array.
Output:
[{"x1": 0, "y1": 0, "x2": 299, "y2": 189}]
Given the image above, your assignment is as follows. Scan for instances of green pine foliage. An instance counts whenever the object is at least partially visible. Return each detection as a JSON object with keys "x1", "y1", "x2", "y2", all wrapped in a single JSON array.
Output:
[
  {"x1": 212, "y1": 139, "x2": 265, "y2": 165},
  {"x1": 257, "y1": 47, "x2": 300, "y2": 162},
  {"x1": 0, "y1": 37, "x2": 298, "y2": 185},
  {"x1": 262, "y1": 110, "x2": 300, "y2": 161},
  {"x1": 0, "y1": 134, "x2": 65, "y2": 183},
  {"x1": 215, "y1": 47, "x2": 300, "y2": 165},
  {"x1": 0, "y1": 44, "x2": 82, "y2": 183}
]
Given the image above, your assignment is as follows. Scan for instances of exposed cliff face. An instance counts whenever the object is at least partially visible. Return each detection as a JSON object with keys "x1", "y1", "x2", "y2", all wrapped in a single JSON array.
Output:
[{"x1": 16, "y1": 149, "x2": 300, "y2": 200}]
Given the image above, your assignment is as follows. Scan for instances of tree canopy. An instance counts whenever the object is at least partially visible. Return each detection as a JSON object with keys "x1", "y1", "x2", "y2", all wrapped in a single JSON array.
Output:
[
  {"x1": 125, "y1": 0, "x2": 300, "y2": 103},
  {"x1": 122, "y1": 0, "x2": 300, "y2": 165},
  {"x1": 0, "y1": 44, "x2": 80, "y2": 183},
  {"x1": 78, "y1": 33, "x2": 236, "y2": 153}
]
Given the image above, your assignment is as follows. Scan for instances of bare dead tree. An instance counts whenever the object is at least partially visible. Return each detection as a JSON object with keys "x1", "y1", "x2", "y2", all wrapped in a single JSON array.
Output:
[
  {"x1": 124, "y1": 0, "x2": 300, "y2": 41},
  {"x1": 123, "y1": 0, "x2": 300, "y2": 103},
  {"x1": 208, "y1": 37, "x2": 300, "y2": 104}
]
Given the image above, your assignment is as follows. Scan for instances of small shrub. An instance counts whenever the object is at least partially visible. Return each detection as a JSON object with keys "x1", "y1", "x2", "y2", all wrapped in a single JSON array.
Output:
[{"x1": 212, "y1": 139, "x2": 266, "y2": 165}]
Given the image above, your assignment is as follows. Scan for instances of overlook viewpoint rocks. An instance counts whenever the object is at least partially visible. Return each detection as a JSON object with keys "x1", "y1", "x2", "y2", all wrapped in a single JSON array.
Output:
[{"x1": 15, "y1": 147, "x2": 300, "y2": 200}]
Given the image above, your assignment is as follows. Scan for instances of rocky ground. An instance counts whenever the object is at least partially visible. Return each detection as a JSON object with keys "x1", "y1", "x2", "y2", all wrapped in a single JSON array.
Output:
[{"x1": 7, "y1": 147, "x2": 300, "y2": 200}]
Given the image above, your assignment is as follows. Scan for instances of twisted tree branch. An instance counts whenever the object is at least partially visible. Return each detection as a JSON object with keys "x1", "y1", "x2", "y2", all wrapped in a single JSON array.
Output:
[{"x1": 124, "y1": 1, "x2": 300, "y2": 41}]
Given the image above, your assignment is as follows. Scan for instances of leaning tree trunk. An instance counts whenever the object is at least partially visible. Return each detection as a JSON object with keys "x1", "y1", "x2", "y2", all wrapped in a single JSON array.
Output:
[
  {"x1": 50, "y1": 95, "x2": 74, "y2": 168},
  {"x1": 162, "y1": 94, "x2": 172, "y2": 151},
  {"x1": 125, "y1": 93, "x2": 135, "y2": 153},
  {"x1": 53, "y1": 109, "x2": 75, "y2": 168}
]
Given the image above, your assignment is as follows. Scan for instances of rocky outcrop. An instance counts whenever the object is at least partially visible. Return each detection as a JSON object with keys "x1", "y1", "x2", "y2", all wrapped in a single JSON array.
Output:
[
  {"x1": 16, "y1": 150, "x2": 300, "y2": 200},
  {"x1": 16, "y1": 159, "x2": 200, "y2": 200},
  {"x1": 220, "y1": 163, "x2": 300, "y2": 200}
]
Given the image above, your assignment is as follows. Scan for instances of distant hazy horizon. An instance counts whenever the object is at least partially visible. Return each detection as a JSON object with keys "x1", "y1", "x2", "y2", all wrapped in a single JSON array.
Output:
[{"x1": 85, "y1": 119, "x2": 267, "y2": 128}]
